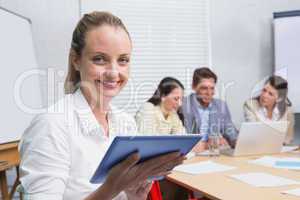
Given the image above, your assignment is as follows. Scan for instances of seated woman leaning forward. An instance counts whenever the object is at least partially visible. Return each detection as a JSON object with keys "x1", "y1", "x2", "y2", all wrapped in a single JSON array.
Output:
[{"x1": 135, "y1": 77, "x2": 185, "y2": 135}]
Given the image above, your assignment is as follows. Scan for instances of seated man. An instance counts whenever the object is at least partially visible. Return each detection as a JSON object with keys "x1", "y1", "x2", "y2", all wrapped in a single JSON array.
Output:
[{"x1": 181, "y1": 67, "x2": 238, "y2": 152}]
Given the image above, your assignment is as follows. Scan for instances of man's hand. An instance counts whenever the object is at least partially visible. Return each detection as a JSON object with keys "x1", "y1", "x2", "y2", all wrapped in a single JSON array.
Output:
[{"x1": 192, "y1": 141, "x2": 207, "y2": 153}]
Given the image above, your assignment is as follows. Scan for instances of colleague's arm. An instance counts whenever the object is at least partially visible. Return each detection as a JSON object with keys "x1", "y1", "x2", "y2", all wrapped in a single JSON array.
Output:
[{"x1": 135, "y1": 103, "x2": 157, "y2": 134}]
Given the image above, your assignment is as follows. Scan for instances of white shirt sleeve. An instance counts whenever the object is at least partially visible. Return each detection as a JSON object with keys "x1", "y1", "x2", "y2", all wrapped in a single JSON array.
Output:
[
  {"x1": 19, "y1": 114, "x2": 130, "y2": 200},
  {"x1": 19, "y1": 114, "x2": 71, "y2": 200}
]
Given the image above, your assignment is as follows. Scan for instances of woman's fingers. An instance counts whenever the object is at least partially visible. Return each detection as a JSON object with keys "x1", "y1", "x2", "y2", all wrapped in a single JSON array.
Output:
[
  {"x1": 151, "y1": 155, "x2": 185, "y2": 175},
  {"x1": 114, "y1": 151, "x2": 186, "y2": 188},
  {"x1": 139, "y1": 151, "x2": 181, "y2": 171},
  {"x1": 136, "y1": 181, "x2": 152, "y2": 197},
  {"x1": 106, "y1": 152, "x2": 141, "y2": 188},
  {"x1": 114, "y1": 152, "x2": 140, "y2": 173},
  {"x1": 133, "y1": 152, "x2": 180, "y2": 178},
  {"x1": 135, "y1": 155, "x2": 186, "y2": 181}
]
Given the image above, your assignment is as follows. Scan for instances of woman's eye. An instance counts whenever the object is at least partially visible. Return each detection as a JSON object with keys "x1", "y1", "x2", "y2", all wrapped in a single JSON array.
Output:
[
  {"x1": 93, "y1": 56, "x2": 106, "y2": 64},
  {"x1": 118, "y1": 57, "x2": 130, "y2": 65}
]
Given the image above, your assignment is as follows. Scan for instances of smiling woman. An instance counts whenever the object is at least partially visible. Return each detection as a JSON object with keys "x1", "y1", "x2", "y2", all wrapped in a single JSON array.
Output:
[
  {"x1": 66, "y1": 19, "x2": 132, "y2": 136},
  {"x1": 18, "y1": 11, "x2": 185, "y2": 200}
]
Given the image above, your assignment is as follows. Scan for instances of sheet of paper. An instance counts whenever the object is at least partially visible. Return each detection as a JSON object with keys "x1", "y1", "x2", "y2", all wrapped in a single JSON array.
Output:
[
  {"x1": 248, "y1": 156, "x2": 281, "y2": 167},
  {"x1": 229, "y1": 172, "x2": 300, "y2": 187},
  {"x1": 249, "y1": 156, "x2": 300, "y2": 170},
  {"x1": 174, "y1": 160, "x2": 236, "y2": 175},
  {"x1": 281, "y1": 188, "x2": 300, "y2": 197},
  {"x1": 281, "y1": 146, "x2": 299, "y2": 153}
]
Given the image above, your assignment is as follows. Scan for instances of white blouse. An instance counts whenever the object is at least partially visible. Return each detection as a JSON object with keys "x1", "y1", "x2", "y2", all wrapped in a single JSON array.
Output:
[
  {"x1": 257, "y1": 106, "x2": 281, "y2": 122},
  {"x1": 19, "y1": 89, "x2": 137, "y2": 200}
]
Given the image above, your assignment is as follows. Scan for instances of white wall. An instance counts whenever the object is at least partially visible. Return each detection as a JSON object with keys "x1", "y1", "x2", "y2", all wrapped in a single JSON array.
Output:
[
  {"x1": 210, "y1": 0, "x2": 300, "y2": 127},
  {"x1": 0, "y1": 0, "x2": 79, "y2": 107},
  {"x1": 0, "y1": 0, "x2": 79, "y2": 195}
]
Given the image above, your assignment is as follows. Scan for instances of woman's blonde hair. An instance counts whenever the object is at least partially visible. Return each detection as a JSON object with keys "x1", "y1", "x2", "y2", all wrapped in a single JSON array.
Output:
[{"x1": 64, "y1": 11, "x2": 131, "y2": 94}]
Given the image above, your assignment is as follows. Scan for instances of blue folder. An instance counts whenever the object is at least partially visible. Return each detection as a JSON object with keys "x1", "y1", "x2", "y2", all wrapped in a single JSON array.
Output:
[
  {"x1": 275, "y1": 161, "x2": 300, "y2": 169},
  {"x1": 90, "y1": 135, "x2": 201, "y2": 183}
]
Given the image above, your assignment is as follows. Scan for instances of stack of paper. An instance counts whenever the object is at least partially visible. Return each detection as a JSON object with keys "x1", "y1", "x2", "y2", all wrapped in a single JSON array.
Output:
[
  {"x1": 229, "y1": 172, "x2": 300, "y2": 187},
  {"x1": 174, "y1": 160, "x2": 236, "y2": 175}
]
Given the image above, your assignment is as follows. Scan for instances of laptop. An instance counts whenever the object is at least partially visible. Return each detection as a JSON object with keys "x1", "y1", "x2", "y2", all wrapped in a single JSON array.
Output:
[{"x1": 221, "y1": 121, "x2": 288, "y2": 156}]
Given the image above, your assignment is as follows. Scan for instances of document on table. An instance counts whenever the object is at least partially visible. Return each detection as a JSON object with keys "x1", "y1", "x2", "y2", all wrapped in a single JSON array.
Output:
[
  {"x1": 281, "y1": 188, "x2": 300, "y2": 197},
  {"x1": 229, "y1": 172, "x2": 300, "y2": 187},
  {"x1": 174, "y1": 160, "x2": 236, "y2": 175},
  {"x1": 249, "y1": 156, "x2": 300, "y2": 170}
]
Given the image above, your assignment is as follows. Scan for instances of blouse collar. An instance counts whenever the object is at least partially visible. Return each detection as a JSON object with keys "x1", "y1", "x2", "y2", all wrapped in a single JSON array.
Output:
[{"x1": 72, "y1": 88, "x2": 114, "y2": 139}]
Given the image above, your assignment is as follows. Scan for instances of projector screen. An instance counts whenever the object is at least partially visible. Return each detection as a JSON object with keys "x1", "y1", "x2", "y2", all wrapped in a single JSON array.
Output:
[
  {"x1": 274, "y1": 10, "x2": 300, "y2": 113},
  {"x1": 0, "y1": 7, "x2": 42, "y2": 144}
]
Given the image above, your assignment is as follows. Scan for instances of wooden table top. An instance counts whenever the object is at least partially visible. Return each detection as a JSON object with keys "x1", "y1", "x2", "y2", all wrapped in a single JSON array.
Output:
[{"x1": 167, "y1": 152, "x2": 300, "y2": 200}]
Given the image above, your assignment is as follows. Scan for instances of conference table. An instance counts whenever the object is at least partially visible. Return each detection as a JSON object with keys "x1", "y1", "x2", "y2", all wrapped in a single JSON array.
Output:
[{"x1": 167, "y1": 151, "x2": 300, "y2": 200}]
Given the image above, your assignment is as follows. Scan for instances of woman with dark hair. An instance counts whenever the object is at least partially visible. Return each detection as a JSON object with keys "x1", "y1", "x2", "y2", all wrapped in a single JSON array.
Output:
[
  {"x1": 135, "y1": 77, "x2": 185, "y2": 135},
  {"x1": 244, "y1": 75, "x2": 295, "y2": 144}
]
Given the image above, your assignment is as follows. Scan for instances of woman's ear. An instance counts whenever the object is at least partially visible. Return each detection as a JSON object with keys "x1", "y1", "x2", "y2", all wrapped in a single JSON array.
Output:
[{"x1": 70, "y1": 50, "x2": 80, "y2": 71}]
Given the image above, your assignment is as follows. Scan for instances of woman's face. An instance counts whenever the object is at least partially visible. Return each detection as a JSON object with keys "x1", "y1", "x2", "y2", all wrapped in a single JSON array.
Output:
[
  {"x1": 73, "y1": 25, "x2": 132, "y2": 100},
  {"x1": 259, "y1": 83, "x2": 279, "y2": 108},
  {"x1": 161, "y1": 87, "x2": 184, "y2": 113}
]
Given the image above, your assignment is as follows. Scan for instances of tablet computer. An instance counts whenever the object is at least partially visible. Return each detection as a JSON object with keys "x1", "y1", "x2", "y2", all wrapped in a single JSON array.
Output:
[{"x1": 90, "y1": 135, "x2": 201, "y2": 183}]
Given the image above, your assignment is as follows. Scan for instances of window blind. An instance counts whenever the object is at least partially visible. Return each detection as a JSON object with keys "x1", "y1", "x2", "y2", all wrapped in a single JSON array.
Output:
[{"x1": 81, "y1": 0, "x2": 211, "y2": 114}]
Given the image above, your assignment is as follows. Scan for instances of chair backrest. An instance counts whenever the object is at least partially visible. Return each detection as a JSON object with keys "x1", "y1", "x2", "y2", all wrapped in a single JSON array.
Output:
[{"x1": 148, "y1": 181, "x2": 163, "y2": 200}]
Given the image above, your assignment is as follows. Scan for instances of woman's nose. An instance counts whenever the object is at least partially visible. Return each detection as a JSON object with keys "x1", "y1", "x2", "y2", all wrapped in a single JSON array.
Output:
[{"x1": 105, "y1": 63, "x2": 119, "y2": 77}]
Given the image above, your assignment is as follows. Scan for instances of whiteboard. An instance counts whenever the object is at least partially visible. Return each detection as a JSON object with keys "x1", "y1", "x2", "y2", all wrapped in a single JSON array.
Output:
[
  {"x1": 274, "y1": 11, "x2": 300, "y2": 113},
  {"x1": 0, "y1": 7, "x2": 42, "y2": 144}
]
